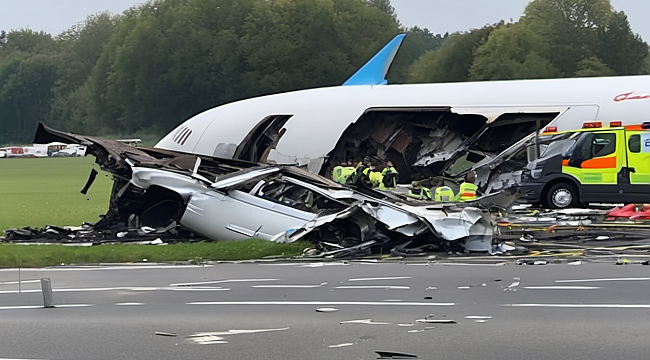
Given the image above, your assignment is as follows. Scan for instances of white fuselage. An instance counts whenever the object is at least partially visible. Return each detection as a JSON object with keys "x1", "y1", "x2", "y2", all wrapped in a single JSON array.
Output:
[{"x1": 156, "y1": 76, "x2": 650, "y2": 173}]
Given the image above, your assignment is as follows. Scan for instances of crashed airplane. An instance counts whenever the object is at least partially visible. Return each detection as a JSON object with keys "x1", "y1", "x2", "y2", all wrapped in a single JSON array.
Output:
[
  {"x1": 155, "y1": 34, "x2": 650, "y2": 194},
  {"x1": 27, "y1": 123, "x2": 514, "y2": 256},
  {"x1": 13, "y1": 35, "x2": 650, "y2": 255}
]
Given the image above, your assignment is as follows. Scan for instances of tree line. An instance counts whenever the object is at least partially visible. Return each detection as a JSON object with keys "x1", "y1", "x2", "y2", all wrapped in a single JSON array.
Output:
[
  {"x1": 409, "y1": 0, "x2": 648, "y2": 82},
  {"x1": 0, "y1": 0, "x2": 646, "y2": 146}
]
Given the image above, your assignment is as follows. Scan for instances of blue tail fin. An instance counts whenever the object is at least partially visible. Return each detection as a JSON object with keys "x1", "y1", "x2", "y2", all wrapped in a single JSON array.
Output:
[{"x1": 342, "y1": 34, "x2": 406, "y2": 86}]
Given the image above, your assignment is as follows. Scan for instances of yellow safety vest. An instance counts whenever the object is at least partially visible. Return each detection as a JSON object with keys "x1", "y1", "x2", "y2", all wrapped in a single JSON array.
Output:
[
  {"x1": 340, "y1": 167, "x2": 356, "y2": 184},
  {"x1": 456, "y1": 182, "x2": 478, "y2": 201},
  {"x1": 369, "y1": 171, "x2": 383, "y2": 188},
  {"x1": 379, "y1": 167, "x2": 399, "y2": 189},
  {"x1": 332, "y1": 166, "x2": 344, "y2": 183},
  {"x1": 434, "y1": 186, "x2": 455, "y2": 202},
  {"x1": 408, "y1": 186, "x2": 431, "y2": 200}
]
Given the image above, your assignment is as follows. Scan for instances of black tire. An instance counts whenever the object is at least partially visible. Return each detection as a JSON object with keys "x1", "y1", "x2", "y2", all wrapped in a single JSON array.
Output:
[{"x1": 544, "y1": 182, "x2": 578, "y2": 209}]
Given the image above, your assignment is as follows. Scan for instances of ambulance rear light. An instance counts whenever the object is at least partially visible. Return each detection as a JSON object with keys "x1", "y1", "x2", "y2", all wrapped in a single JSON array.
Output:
[
  {"x1": 583, "y1": 121, "x2": 602, "y2": 128},
  {"x1": 543, "y1": 126, "x2": 558, "y2": 133},
  {"x1": 609, "y1": 121, "x2": 622, "y2": 127},
  {"x1": 643, "y1": 122, "x2": 650, "y2": 129}
]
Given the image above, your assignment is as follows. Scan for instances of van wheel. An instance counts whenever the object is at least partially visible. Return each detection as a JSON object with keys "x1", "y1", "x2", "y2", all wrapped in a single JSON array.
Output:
[{"x1": 544, "y1": 183, "x2": 577, "y2": 209}]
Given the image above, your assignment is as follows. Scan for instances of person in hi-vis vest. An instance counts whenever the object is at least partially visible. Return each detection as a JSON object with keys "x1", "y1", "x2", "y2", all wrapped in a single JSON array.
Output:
[{"x1": 455, "y1": 171, "x2": 479, "y2": 201}]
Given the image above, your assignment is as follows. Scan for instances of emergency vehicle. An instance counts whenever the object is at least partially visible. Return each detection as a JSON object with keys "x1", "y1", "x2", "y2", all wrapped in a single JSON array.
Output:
[{"x1": 519, "y1": 121, "x2": 650, "y2": 208}]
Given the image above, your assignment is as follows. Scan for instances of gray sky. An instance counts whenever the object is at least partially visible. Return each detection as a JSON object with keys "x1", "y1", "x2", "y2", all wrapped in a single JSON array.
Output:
[{"x1": 1, "y1": 0, "x2": 648, "y2": 41}]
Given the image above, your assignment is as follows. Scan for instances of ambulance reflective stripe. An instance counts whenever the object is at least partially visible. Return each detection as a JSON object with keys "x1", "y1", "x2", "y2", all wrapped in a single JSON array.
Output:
[
  {"x1": 434, "y1": 186, "x2": 455, "y2": 202},
  {"x1": 457, "y1": 183, "x2": 478, "y2": 201},
  {"x1": 580, "y1": 156, "x2": 616, "y2": 169}
]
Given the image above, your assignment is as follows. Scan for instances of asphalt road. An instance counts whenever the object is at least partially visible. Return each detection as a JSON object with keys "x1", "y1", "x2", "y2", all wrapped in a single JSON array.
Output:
[{"x1": 1, "y1": 259, "x2": 648, "y2": 360}]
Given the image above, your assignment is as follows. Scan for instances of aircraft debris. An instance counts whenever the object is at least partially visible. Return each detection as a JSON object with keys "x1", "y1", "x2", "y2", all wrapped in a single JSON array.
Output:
[
  {"x1": 375, "y1": 350, "x2": 418, "y2": 359},
  {"x1": 315, "y1": 307, "x2": 339, "y2": 313},
  {"x1": 5, "y1": 123, "x2": 517, "y2": 258},
  {"x1": 504, "y1": 277, "x2": 521, "y2": 291},
  {"x1": 155, "y1": 331, "x2": 178, "y2": 337}
]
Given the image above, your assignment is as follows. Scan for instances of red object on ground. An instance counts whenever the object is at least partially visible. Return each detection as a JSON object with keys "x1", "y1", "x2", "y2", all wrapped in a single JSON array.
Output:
[{"x1": 606, "y1": 203, "x2": 637, "y2": 218}]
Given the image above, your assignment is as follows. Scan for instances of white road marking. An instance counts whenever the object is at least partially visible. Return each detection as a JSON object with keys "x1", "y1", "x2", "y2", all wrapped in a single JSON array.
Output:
[
  {"x1": 523, "y1": 286, "x2": 601, "y2": 290},
  {"x1": 347, "y1": 276, "x2": 412, "y2": 282},
  {"x1": 251, "y1": 284, "x2": 325, "y2": 288},
  {"x1": 299, "y1": 263, "x2": 351, "y2": 268},
  {"x1": 340, "y1": 319, "x2": 391, "y2": 325},
  {"x1": 0, "y1": 280, "x2": 41, "y2": 285},
  {"x1": 0, "y1": 286, "x2": 230, "y2": 294},
  {"x1": 328, "y1": 343, "x2": 354, "y2": 348},
  {"x1": 503, "y1": 304, "x2": 650, "y2": 309},
  {"x1": 188, "y1": 301, "x2": 455, "y2": 306},
  {"x1": 188, "y1": 328, "x2": 289, "y2": 345},
  {"x1": 334, "y1": 286, "x2": 410, "y2": 290},
  {"x1": 441, "y1": 262, "x2": 507, "y2": 267},
  {"x1": 465, "y1": 316, "x2": 493, "y2": 319},
  {"x1": 115, "y1": 302, "x2": 145, "y2": 306},
  {"x1": 0, "y1": 265, "x2": 211, "y2": 272},
  {"x1": 171, "y1": 279, "x2": 278, "y2": 286},
  {"x1": 555, "y1": 277, "x2": 649, "y2": 283},
  {"x1": 0, "y1": 304, "x2": 92, "y2": 310}
]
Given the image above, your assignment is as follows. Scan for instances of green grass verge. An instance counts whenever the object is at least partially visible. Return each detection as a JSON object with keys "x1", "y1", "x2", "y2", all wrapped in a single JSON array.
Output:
[
  {"x1": 1, "y1": 157, "x2": 310, "y2": 266},
  {"x1": 0, "y1": 157, "x2": 112, "y2": 231},
  {"x1": 0, "y1": 240, "x2": 310, "y2": 268}
]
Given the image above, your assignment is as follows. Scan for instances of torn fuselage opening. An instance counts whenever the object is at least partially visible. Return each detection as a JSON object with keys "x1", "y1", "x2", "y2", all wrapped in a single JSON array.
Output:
[
  {"x1": 322, "y1": 109, "x2": 560, "y2": 188},
  {"x1": 234, "y1": 115, "x2": 292, "y2": 162},
  {"x1": 321, "y1": 108, "x2": 486, "y2": 182}
]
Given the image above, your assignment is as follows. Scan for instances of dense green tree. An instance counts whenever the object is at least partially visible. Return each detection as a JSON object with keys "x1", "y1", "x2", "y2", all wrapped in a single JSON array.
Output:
[
  {"x1": 389, "y1": 27, "x2": 447, "y2": 83},
  {"x1": 0, "y1": 53, "x2": 59, "y2": 143},
  {"x1": 597, "y1": 11, "x2": 648, "y2": 75},
  {"x1": 240, "y1": 0, "x2": 399, "y2": 94},
  {"x1": 48, "y1": 12, "x2": 120, "y2": 132},
  {"x1": 522, "y1": 0, "x2": 612, "y2": 75},
  {"x1": 469, "y1": 23, "x2": 558, "y2": 80},
  {"x1": 0, "y1": 30, "x2": 7, "y2": 48},
  {"x1": 408, "y1": 0, "x2": 647, "y2": 83},
  {"x1": 364, "y1": 0, "x2": 398, "y2": 21},
  {"x1": 408, "y1": 24, "x2": 497, "y2": 83},
  {"x1": 573, "y1": 55, "x2": 614, "y2": 77}
]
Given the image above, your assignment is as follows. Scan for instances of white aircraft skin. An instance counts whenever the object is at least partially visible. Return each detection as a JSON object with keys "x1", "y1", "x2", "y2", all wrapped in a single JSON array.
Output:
[
  {"x1": 156, "y1": 76, "x2": 650, "y2": 170},
  {"x1": 155, "y1": 34, "x2": 650, "y2": 177}
]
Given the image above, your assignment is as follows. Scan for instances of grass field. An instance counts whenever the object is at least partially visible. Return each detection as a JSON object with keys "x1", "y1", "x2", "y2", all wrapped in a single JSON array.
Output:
[
  {"x1": 0, "y1": 156, "x2": 113, "y2": 231},
  {"x1": 0, "y1": 240, "x2": 308, "y2": 268}
]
